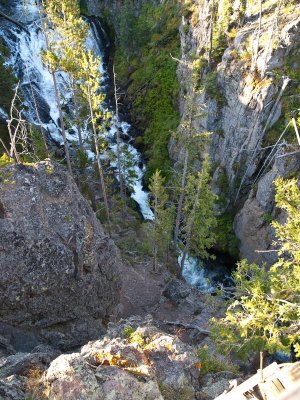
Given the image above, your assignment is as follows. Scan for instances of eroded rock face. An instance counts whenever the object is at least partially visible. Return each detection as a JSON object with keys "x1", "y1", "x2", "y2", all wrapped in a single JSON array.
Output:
[
  {"x1": 172, "y1": 1, "x2": 300, "y2": 263},
  {"x1": 234, "y1": 156, "x2": 300, "y2": 264},
  {"x1": 0, "y1": 161, "x2": 121, "y2": 349},
  {"x1": 45, "y1": 316, "x2": 200, "y2": 400}
]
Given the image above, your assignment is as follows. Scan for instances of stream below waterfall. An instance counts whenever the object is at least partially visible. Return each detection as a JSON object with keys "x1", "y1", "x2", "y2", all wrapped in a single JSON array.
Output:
[{"x1": 0, "y1": 0, "x2": 233, "y2": 293}]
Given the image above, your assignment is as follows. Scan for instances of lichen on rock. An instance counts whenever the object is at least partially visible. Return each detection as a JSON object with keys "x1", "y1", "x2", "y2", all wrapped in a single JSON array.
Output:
[{"x1": 0, "y1": 161, "x2": 122, "y2": 349}]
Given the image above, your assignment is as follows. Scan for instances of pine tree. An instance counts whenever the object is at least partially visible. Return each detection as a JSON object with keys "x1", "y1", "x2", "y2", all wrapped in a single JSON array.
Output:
[
  {"x1": 42, "y1": 38, "x2": 73, "y2": 175},
  {"x1": 42, "y1": 0, "x2": 81, "y2": 175},
  {"x1": 119, "y1": 144, "x2": 138, "y2": 199},
  {"x1": 211, "y1": 177, "x2": 300, "y2": 360},
  {"x1": 179, "y1": 154, "x2": 217, "y2": 276},
  {"x1": 173, "y1": 88, "x2": 211, "y2": 243},
  {"x1": 113, "y1": 65, "x2": 125, "y2": 207},
  {"x1": 149, "y1": 170, "x2": 175, "y2": 272},
  {"x1": 43, "y1": 0, "x2": 89, "y2": 151},
  {"x1": 78, "y1": 49, "x2": 112, "y2": 233}
]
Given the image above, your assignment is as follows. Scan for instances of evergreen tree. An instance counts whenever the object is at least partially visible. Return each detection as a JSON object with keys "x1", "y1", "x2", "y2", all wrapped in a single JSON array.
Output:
[
  {"x1": 173, "y1": 88, "x2": 211, "y2": 243},
  {"x1": 78, "y1": 49, "x2": 112, "y2": 233},
  {"x1": 211, "y1": 177, "x2": 300, "y2": 359},
  {"x1": 113, "y1": 66, "x2": 125, "y2": 207},
  {"x1": 43, "y1": 0, "x2": 89, "y2": 151},
  {"x1": 119, "y1": 144, "x2": 138, "y2": 198},
  {"x1": 149, "y1": 170, "x2": 175, "y2": 272},
  {"x1": 179, "y1": 154, "x2": 217, "y2": 276},
  {"x1": 41, "y1": 35, "x2": 73, "y2": 175}
]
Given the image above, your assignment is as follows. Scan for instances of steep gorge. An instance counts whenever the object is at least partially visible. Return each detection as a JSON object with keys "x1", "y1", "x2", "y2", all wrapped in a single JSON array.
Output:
[
  {"x1": 90, "y1": 0, "x2": 300, "y2": 264},
  {"x1": 0, "y1": 1, "x2": 299, "y2": 398}
]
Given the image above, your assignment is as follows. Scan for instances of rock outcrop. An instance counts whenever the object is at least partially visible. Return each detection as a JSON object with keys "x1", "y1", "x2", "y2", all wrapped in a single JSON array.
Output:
[
  {"x1": 44, "y1": 315, "x2": 200, "y2": 400},
  {"x1": 0, "y1": 161, "x2": 122, "y2": 349}
]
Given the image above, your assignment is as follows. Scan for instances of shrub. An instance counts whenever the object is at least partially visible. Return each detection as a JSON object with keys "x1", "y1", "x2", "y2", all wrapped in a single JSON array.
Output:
[{"x1": 197, "y1": 345, "x2": 237, "y2": 375}]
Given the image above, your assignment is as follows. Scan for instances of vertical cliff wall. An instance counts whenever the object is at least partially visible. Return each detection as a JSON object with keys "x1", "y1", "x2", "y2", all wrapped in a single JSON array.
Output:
[
  {"x1": 86, "y1": 0, "x2": 300, "y2": 264},
  {"x1": 172, "y1": 0, "x2": 300, "y2": 264}
]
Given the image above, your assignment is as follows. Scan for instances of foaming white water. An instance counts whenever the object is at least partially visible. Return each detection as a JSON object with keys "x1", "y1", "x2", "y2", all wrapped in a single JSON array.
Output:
[
  {"x1": 0, "y1": 0, "x2": 153, "y2": 220},
  {"x1": 1, "y1": 1, "x2": 216, "y2": 291},
  {"x1": 178, "y1": 253, "x2": 214, "y2": 293},
  {"x1": 0, "y1": 107, "x2": 8, "y2": 120}
]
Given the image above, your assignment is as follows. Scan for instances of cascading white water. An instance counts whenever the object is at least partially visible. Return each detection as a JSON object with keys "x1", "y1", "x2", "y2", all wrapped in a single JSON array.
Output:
[
  {"x1": 0, "y1": 0, "x2": 223, "y2": 292},
  {"x1": 0, "y1": 0, "x2": 154, "y2": 220}
]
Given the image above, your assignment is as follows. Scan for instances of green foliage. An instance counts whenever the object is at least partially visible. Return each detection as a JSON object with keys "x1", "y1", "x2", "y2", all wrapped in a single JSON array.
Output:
[
  {"x1": 210, "y1": 0, "x2": 234, "y2": 64},
  {"x1": 211, "y1": 178, "x2": 300, "y2": 359},
  {"x1": 192, "y1": 57, "x2": 208, "y2": 89},
  {"x1": 129, "y1": 329, "x2": 146, "y2": 348},
  {"x1": 114, "y1": 1, "x2": 180, "y2": 184},
  {"x1": 0, "y1": 40, "x2": 17, "y2": 153},
  {"x1": 215, "y1": 213, "x2": 239, "y2": 259},
  {"x1": 197, "y1": 345, "x2": 238, "y2": 375},
  {"x1": 123, "y1": 325, "x2": 135, "y2": 338},
  {"x1": 79, "y1": 0, "x2": 89, "y2": 16},
  {"x1": 148, "y1": 170, "x2": 175, "y2": 269},
  {"x1": 30, "y1": 127, "x2": 48, "y2": 160},
  {"x1": 123, "y1": 326, "x2": 145, "y2": 348},
  {"x1": 181, "y1": 155, "x2": 217, "y2": 259},
  {"x1": 76, "y1": 148, "x2": 89, "y2": 170},
  {"x1": 119, "y1": 143, "x2": 138, "y2": 192},
  {"x1": 272, "y1": 177, "x2": 300, "y2": 264},
  {"x1": 204, "y1": 72, "x2": 226, "y2": 105},
  {"x1": 265, "y1": 44, "x2": 300, "y2": 146},
  {"x1": 215, "y1": 168, "x2": 229, "y2": 208},
  {"x1": 0, "y1": 153, "x2": 13, "y2": 168}
]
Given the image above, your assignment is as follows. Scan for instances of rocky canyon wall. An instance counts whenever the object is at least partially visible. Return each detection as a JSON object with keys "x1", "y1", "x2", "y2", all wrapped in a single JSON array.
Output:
[
  {"x1": 173, "y1": 0, "x2": 300, "y2": 264},
  {"x1": 0, "y1": 161, "x2": 122, "y2": 349},
  {"x1": 87, "y1": 0, "x2": 300, "y2": 264}
]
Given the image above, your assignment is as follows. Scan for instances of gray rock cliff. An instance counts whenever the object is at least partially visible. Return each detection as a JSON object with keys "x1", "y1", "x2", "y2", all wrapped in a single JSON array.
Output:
[
  {"x1": 172, "y1": 0, "x2": 300, "y2": 264},
  {"x1": 0, "y1": 161, "x2": 122, "y2": 349}
]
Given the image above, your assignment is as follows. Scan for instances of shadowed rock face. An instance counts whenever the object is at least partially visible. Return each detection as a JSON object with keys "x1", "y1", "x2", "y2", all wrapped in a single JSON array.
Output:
[{"x1": 0, "y1": 161, "x2": 122, "y2": 349}]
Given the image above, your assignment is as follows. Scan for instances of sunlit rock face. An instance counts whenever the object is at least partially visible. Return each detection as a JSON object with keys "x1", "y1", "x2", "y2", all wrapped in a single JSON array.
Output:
[
  {"x1": 0, "y1": 161, "x2": 122, "y2": 349},
  {"x1": 172, "y1": 0, "x2": 300, "y2": 264},
  {"x1": 45, "y1": 316, "x2": 200, "y2": 400}
]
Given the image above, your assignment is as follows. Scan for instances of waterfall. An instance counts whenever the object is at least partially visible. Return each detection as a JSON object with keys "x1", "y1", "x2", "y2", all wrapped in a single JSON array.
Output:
[
  {"x1": 0, "y1": 0, "x2": 232, "y2": 292},
  {"x1": 0, "y1": 0, "x2": 154, "y2": 220}
]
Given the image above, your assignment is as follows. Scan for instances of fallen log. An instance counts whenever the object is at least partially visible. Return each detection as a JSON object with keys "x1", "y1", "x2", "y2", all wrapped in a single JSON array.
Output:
[
  {"x1": 164, "y1": 320, "x2": 211, "y2": 335},
  {"x1": 0, "y1": 10, "x2": 30, "y2": 35}
]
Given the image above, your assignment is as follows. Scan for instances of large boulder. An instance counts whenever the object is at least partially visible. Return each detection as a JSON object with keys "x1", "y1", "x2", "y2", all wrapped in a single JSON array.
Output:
[
  {"x1": 45, "y1": 316, "x2": 200, "y2": 400},
  {"x1": 0, "y1": 161, "x2": 121, "y2": 349}
]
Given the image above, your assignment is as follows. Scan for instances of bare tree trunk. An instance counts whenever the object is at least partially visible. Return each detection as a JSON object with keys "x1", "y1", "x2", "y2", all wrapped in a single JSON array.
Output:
[
  {"x1": 208, "y1": 0, "x2": 215, "y2": 65},
  {"x1": 0, "y1": 138, "x2": 10, "y2": 158},
  {"x1": 87, "y1": 85, "x2": 111, "y2": 236},
  {"x1": 71, "y1": 78, "x2": 84, "y2": 151},
  {"x1": 292, "y1": 115, "x2": 300, "y2": 146},
  {"x1": 251, "y1": 0, "x2": 262, "y2": 72},
  {"x1": 113, "y1": 66, "x2": 125, "y2": 211},
  {"x1": 152, "y1": 194, "x2": 158, "y2": 272},
  {"x1": 7, "y1": 82, "x2": 21, "y2": 163},
  {"x1": 174, "y1": 88, "x2": 195, "y2": 243},
  {"x1": 235, "y1": 76, "x2": 290, "y2": 202},
  {"x1": 261, "y1": 0, "x2": 284, "y2": 76},
  {"x1": 174, "y1": 149, "x2": 188, "y2": 243},
  {"x1": 26, "y1": 64, "x2": 48, "y2": 155},
  {"x1": 179, "y1": 183, "x2": 201, "y2": 278},
  {"x1": 0, "y1": 10, "x2": 29, "y2": 34},
  {"x1": 152, "y1": 247, "x2": 158, "y2": 273},
  {"x1": 52, "y1": 70, "x2": 73, "y2": 176}
]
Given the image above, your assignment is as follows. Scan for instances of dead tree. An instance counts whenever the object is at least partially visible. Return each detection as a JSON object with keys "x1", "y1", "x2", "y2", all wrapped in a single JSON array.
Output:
[
  {"x1": 113, "y1": 65, "x2": 125, "y2": 209},
  {"x1": 6, "y1": 82, "x2": 33, "y2": 163}
]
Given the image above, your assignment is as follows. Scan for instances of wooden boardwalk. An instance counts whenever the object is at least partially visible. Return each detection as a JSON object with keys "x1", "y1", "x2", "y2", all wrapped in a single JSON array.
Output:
[{"x1": 215, "y1": 362, "x2": 300, "y2": 400}]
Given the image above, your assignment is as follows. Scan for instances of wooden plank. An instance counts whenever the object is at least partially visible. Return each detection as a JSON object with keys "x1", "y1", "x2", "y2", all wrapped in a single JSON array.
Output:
[
  {"x1": 215, "y1": 363, "x2": 279, "y2": 400},
  {"x1": 277, "y1": 362, "x2": 300, "y2": 388},
  {"x1": 278, "y1": 380, "x2": 300, "y2": 400}
]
